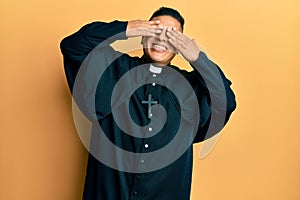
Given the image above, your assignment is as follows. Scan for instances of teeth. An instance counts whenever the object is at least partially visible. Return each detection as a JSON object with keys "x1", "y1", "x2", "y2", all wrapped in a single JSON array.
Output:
[{"x1": 153, "y1": 44, "x2": 167, "y2": 51}]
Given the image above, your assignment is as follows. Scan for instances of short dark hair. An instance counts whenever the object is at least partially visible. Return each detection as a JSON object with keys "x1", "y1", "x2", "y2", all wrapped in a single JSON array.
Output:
[{"x1": 149, "y1": 7, "x2": 185, "y2": 30}]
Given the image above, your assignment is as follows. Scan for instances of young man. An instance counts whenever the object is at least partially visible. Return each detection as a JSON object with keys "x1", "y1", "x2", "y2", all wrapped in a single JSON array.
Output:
[{"x1": 61, "y1": 7, "x2": 236, "y2": 200}]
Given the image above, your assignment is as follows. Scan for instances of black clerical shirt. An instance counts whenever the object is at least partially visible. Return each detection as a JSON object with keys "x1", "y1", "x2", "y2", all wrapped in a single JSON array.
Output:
[{"x1": 60, "y1": 20, "x2": 236, "y2": 200}]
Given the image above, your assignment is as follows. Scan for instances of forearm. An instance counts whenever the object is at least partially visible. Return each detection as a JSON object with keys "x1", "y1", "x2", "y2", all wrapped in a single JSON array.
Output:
[
  {"x1": 191, "y1": 52, "x2": 236, "y2": 114},
  {"x1": 190, "y1": 52, "x2": 236, "y2": 140},
  {"x1": 60, "y1": 20, "x2": 128, "y2": 64},
  {"x1": 60, "y1": 20, "x2": 128, "y2": 92}
]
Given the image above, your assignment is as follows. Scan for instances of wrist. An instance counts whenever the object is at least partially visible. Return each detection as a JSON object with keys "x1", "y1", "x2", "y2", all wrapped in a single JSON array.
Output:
[
  {"x1": 187, "y1": 50, "x2": 201, "y2": 62},
  {"x1": 190, "y1": 51, "x2": 203, "y2": 65}
]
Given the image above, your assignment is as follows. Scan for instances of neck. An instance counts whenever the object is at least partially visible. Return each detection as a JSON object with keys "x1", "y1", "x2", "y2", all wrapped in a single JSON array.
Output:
[
  {"x1": 141, "y1": 54, "x2": 170, "y2": 67},
  {"x1": 149, "y1": 64, "x2": 162, "y2": 74}
]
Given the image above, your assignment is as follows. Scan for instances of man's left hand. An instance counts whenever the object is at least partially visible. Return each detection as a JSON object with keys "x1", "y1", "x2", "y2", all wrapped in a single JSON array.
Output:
[{"x1": 166, "y1": 28, "x2": 200, "y2": 62}]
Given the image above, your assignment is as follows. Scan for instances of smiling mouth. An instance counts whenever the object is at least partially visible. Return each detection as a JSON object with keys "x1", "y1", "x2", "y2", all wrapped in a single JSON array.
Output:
[{"x1": 152, "y1": 43, "x2": 168, "y2": 51}]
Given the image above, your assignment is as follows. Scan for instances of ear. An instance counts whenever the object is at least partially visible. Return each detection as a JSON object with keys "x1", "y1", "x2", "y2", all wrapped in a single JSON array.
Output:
[
  {"x1": 141, "y1": 36, "x2": 145, "y2": 45},
  {"x1": 172, "y1": 46, "x2": 178, "y2": 54}
]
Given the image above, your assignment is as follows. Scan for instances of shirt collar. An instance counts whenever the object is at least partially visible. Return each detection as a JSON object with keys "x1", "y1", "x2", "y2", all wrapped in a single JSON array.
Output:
[
  {"x1": 149, "y1": 64, "x2": 162, "y2": 74},
  {"x1": 139, "y1": 55, "x2": 171, "y2": 77}
]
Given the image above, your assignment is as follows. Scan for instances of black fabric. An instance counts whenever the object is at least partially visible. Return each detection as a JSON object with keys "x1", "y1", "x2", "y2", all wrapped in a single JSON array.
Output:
[{"x1": 60, "y1": 20, "x2": 236, "y2": 200}]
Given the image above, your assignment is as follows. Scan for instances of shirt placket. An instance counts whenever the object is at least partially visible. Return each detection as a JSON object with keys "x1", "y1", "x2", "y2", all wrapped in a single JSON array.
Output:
[{"x1": 129, "y1": 71, "x2": 159, "y2": 200}]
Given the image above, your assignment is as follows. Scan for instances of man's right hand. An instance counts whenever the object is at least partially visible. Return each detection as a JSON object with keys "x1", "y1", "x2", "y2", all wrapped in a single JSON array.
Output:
[{"x1": 126, "y1": 20, "x2": 162, "y2": 37}]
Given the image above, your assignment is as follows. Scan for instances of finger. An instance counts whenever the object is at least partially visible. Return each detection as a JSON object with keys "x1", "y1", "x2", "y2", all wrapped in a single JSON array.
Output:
[
  {"x1": 166, "y1": 32, "x2": 184, "y2": 48},
  {"x1": 166, "y1": 30, "x2": 184, "y2": 46},
  {"x1": 168, "y1": 37, "x2": 182, "y2": 51},
  {"x1": 142, "y1": 23, "x2": 163, "y2": 33},
  {"x1": 148, "y1": 20, "x2": 160, "y2": 25},
  {"x1": 140, "y1": 31, "x2": 157, "y2": 37},
  {"x1": 166, "y1": 28, "x2": 185, "y2": 42},
  {"x1": 146, "y1": 27, "x2": 162, "y2": 35},
  {"x1": 140, "y1": 28, "x2": 161, "y2": 37},
  {"x1": 169, "y1": 28, "x2": 189, "y2": 40},
  {"x1": 149, "y1": 25, "x2": 164, "y2": 31},
  {"x1": 152, "y1": 24, "x2": 164, "y2": 30},
  {"x1": 166, "y1": 32, "x2": 185, "y2": 45}
]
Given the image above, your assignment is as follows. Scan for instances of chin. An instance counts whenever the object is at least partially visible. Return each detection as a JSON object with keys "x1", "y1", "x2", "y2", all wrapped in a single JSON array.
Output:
[
  {"x1": 143, "y1": 49, "x2": 174, "y2": 66},
  {"x1": 150, "y1": 57, "x2": 169, "y2": 66},
  {"x1": 149, "y1": 53, "x2": 173, "y2": 65}
]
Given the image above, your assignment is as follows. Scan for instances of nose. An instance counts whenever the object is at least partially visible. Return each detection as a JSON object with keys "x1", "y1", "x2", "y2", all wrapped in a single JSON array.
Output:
[{"x1": 158, "y1": 27, "x2": 168, "y2": 42}]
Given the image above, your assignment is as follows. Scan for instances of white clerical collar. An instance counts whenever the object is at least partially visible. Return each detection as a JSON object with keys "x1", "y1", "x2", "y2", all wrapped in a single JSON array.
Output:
[{"x1": 149, "y1": 64, "x2": 162, "y2": 74}]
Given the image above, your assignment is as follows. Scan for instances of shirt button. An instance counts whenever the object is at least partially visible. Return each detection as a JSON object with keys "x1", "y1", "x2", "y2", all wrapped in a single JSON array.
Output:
[
  {"x1": 140, "y1": 159, "x2": 145, "y2": 163},
  {"x1": 144, "y1": 144, "x2": 149, "y2": 148},
  {"x1": 152, "y1": 83, "x2": 156, "y2": 86},
  {"x1": 148, "y1": 127, "x2": 152, "y2": 132},
  {"x1": 133, "y1": 191, "x2": 138, "y2": 195},
  {"x1": 153, "y1": 74, "x2": 156, "y2": 77}
]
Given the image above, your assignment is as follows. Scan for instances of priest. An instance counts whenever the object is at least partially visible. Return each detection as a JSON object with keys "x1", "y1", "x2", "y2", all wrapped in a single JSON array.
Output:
[{"x1": 60, "y1": 7, "x2": 236, "y2": 200}]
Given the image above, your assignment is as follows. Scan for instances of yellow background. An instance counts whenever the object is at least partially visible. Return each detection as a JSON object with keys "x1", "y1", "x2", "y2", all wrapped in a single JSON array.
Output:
[{"x1": 1, "y1": 0, "x2": 299, "y2": 199}]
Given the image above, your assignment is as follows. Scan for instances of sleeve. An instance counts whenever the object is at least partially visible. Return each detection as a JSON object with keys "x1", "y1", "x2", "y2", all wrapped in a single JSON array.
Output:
[
  {"x1": 184, "y1": 52, "x2": 237, "y2": 143},
  {"x1": 60, "y1": 20, "x2": 128, "y2": 91}
]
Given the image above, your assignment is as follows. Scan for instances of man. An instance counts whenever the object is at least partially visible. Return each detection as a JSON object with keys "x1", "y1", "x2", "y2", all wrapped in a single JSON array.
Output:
[{"x1": 60, "y1": 7, "x2": 236, "y2": 200}]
